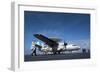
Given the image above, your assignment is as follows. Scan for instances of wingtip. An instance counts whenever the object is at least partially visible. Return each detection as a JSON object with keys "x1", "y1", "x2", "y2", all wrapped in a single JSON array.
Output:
[{"x1": 33, "y1": 34, "x2": 41, "y2": 36}]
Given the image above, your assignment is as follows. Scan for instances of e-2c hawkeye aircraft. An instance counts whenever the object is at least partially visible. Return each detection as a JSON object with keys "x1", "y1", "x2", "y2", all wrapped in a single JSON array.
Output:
[{"x1": 32, "y1": 34, "x2": 81, "y2": 55}]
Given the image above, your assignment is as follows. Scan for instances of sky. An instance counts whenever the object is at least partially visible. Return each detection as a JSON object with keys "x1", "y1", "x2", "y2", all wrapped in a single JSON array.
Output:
[{"x1": 24, "y1": 11, "x2": 90, "y2": 55}]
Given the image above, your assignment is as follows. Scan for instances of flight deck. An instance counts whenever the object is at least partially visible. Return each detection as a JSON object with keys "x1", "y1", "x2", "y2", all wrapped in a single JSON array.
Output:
[{"x1": 24, "y1": 52, "x2": 90, "y2": 62}]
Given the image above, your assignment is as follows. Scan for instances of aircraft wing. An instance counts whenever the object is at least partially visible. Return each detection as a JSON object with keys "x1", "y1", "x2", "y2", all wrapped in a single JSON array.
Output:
[{"x1": 34, "y1": 34, "x2": 58, "y2": 47}]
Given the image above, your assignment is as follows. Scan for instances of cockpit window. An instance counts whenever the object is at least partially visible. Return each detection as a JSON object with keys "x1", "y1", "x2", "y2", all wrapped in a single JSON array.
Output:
[{"x1": 72, "y1": 45, "x2": 76, "y2": 46}]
